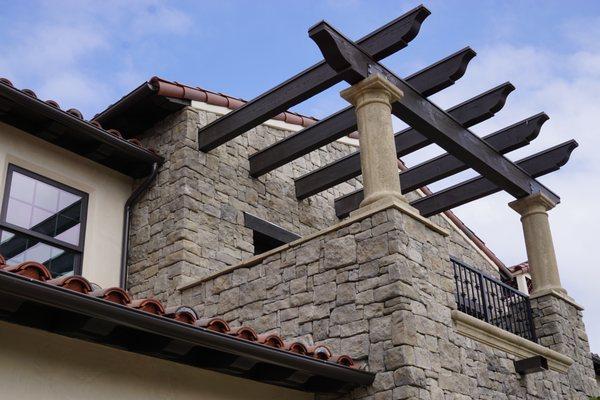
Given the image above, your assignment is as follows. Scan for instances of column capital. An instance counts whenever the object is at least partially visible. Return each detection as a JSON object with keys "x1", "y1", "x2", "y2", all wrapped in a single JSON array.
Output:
[
  {"x1": 509, "y1": 192, "x2": 557, "y2": 216},
  {"x1": 340, "y1": 74, "x2": 403, "y2": 110}
]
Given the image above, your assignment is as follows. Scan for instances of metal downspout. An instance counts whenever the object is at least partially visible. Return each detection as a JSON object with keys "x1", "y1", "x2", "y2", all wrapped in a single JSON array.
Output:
[{"x1": 120, "y1": 162, "x2": 159, "y2": 289}]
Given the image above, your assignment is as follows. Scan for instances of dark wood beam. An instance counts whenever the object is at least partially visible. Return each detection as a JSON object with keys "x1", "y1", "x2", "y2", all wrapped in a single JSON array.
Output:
[
  {"x1": 309, "y1": 21, "x2": 559, "y2": 203},
  {"x1": 243, "y1": 213, "x2": 300, "y2": 243},
  {"x1": 249, "y1": 48, "x2": 476, "y2": 177},
  {"x1": 408, "y1": 141, "x2": 576, "y2": 218},
  {"x1": 197, "y1": 6, "x2": 430, "y2": 151},
  {"x1": 294, "y1": 83, "x2": 514, "y2": 199},
  {"x1": 333, "y1": 113, "x2": 548, "y2": 216}
]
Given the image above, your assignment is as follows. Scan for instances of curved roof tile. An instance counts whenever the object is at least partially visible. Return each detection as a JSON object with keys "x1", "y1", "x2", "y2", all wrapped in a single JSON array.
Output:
[
  {"x1": 0, "y1": 255, "x2": 356, "y2": 369},
  {"x1": 148, "y1": 76, "x2": 318, "y2": 128}
]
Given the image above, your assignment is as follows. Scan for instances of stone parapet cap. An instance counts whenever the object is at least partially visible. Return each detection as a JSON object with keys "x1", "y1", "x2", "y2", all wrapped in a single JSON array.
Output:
[
  {"x1": 530, "y1": 288, "x2": 584, "y2": 310},
  {"x1": 509, "y1": 192, "x2": 557, "y2": 216},
  {"x1": 452, "y1": 310, "x2": 574, "y2": 373},
  {"x1": 340, "y1": 74, "x2": 404, "y2": 109},
  {"x1": 178, "y1": 198, "x2": 447, "y2": 292}
]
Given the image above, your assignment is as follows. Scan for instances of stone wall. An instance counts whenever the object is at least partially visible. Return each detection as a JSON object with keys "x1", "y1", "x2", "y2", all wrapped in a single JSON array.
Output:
[
  {"x1": 181, "y1": 206, "x2": 598, "y2": 399},
  {"x1": 127, "y1": 105, "x2": 501, "y2": 304},
  {"x1": 531, "y1": 294, "x2": 598, "y2": 396},
  {"x1": 127, "y1": 106, "x2": 363, "y2": 303}
]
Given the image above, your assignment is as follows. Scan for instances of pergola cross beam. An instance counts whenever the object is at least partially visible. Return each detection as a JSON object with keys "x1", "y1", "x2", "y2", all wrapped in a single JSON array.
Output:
[
  {"x1": 197, "y1": 6, "x2": 430, "y2": 152},
  {"x1": 308, "y1": 21, "x2": 559, "y2": 204},
  {"x1": 332, "y1": 112, "x2": 548, "y2": 215},
  {"x1": 335, "y1": 140, "x2": 578, "y2": 218},
  {"x1": 294, "y1": 82, "x2": 515, "y2": 199},
  {"x1": 248, "y1": 47, "x2": 476, "y2": 177}
]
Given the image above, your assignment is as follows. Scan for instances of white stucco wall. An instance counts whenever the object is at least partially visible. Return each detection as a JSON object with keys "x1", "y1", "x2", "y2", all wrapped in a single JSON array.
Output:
[
  {"x1": 0, "y1": 320, "x2": 311, "y2": 400},
  {"x1": 0, "y1": 122, "x2": 132, "y2": 287}
]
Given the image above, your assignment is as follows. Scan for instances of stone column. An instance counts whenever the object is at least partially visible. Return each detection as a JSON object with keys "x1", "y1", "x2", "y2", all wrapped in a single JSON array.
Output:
[
  {"x1": 340, "y1": 74, "x2": 406, "y2": 211},
  {"x1": 509, "y1": 192, "x2": 566, "y2": 297}
]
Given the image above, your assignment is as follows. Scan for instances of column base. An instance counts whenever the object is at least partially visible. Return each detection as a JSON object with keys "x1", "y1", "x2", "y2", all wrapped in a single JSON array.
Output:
[
  {"x1": 350, "y1": 196, "x2": 449, "y2": 237},
  {"x1": 360, "y1": 190, "x2": 406, "y2": 209},
  {"x1": 530, "y1": 288, "x2": 583, "y2": 310}
]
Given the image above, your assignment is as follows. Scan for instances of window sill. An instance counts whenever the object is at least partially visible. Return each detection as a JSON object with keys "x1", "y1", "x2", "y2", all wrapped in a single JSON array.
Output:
[{"x1": 451, "y1": 310, "x2": 573, "y2": 373}]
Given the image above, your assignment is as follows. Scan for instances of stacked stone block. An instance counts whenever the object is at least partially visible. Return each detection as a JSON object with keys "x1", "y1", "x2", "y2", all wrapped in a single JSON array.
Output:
[
  {"x1": 127, "y1": 105, "x2": 501, "y2": 305},
  {"x1": 531, "y1": 295, "x2": 598, "y2": 395},
  {"x1": 182, "y1": 207, "x2": 598, "y2": 399}
]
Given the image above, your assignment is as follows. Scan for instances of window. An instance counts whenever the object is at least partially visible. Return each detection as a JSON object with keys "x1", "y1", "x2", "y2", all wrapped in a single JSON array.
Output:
[
  {"x1": 0, "y1": 165, "x2": 88, "y2": 277},
  {"x1": 243, "y1": 213, "x2": 300, "y2": 255}
]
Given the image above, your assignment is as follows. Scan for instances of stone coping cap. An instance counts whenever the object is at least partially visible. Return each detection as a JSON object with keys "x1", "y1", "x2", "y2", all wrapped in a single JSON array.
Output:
[{"x1": 178, "y1": 199, "x2": 447, "y2": 291}]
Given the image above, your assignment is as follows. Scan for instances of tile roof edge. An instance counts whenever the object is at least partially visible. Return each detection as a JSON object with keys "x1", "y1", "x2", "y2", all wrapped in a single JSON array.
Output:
[
  {"x1": 95, "y1": 76, "x2": 319, "y2": 129},
  {"x1": 0, "y1": 258, "x2": 361, "y2": 377},
  {"x1": 0, "y1": 78, "x2": 162, "y2": 163}
]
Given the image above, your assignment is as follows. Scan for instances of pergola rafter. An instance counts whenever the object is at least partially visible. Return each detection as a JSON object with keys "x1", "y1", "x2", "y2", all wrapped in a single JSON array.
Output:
[
  {"x1": 294, "y1": 82, "x2": 515, "y2": 199},
  {"x1": 196, "y1": 6, "x2": 577, "y2": 218},
  {"x1": 336, "y1": 140, "x2": 577, "y2": 218},
  {"x1": 197, "y1": 6, "x2": 430, "y2": 151},
  {"x1": 308, "y1": 21, "x2": 558, "y2": 203},
  {"x1": 249, "y1": 47, "x2": 476, "y2": 177},
  {"x1": 333, "y1": 113, "x2": 549, "y2": 215}
]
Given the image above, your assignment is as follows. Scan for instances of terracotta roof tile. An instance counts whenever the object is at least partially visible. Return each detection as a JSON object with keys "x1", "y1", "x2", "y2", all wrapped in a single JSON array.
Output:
[
  {"x1": 195, "y1": 317, "x2": 230, "y2": 333},
  {"x1": 0, "y1": 257, "x2": 356, "y2": 369},
  {"x1": 89, "y1": 287, "x2": 131, "y2": 305},
  {"x1": 0, "y1": 77, "x2": 159, "y2": 157},
  {"x1": 285, "y1": 341, "x2": 309, "y2": 355},
  {"x1": 509, "y1": 261, "x2": 529, "y2": 274},
  {"x1": 3, "y1": 261, "x2": 52, "y2": 281},
  {"x1": 257, "y1": 332, "x2": 285, "y2": 348},
  {"x1": 164, "y1": 306, "x2": 198, "y2": 324},
  {"x1": 47, "y1": 275, "x2": 93, "y2": 294},
  {"x1": 129, "y1": 298, "x2": 165, "y2": 315},
  {"x1": 229, "y1": 326, "x2": 259, "y2": 341},
  {"x1": 148, "y1": 77, "x2": 318, "y2": 128}
]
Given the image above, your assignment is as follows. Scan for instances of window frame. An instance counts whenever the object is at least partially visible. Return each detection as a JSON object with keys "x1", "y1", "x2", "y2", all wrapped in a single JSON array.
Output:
[{"x1": 0, "y1": 164, "x2": 89, "y2": 275}]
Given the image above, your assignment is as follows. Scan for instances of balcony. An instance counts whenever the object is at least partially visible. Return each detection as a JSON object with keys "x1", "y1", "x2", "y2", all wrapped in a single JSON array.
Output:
[{"x1": 452, "y1": 258, "x2": 536, "y2": 342}]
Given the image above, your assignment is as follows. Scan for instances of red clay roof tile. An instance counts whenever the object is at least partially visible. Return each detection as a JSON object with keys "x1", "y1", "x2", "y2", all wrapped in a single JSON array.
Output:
[
  {"x1": 90, "y1": 287, "x2": 131, "y2": 305},
  {"x1": 229, "y1": 326, "x2": 258, "y2": 341},
  {"x1": 2, "y1": 261, "x2": 52, "y2": 281},
  {"x1": 195, "y1": 317, "x2": 230, "y2": 333},
  {"x1": 285, "y1": 341, "x2": 309, "y2": 355},
  {"x1": 47, "y1": 275, "x2": 93, "y2": 294},
  {"x1": 148, "y1": 77, "x2": 318, "y2": 128},
  {"x1": 257, "y1": 332, "x2": 285, "y2": 348},
  {"x1": 129, "y1": 298, "x2": 166, "y2": 315},
  {"x1": 164, "y1": 306, "x2": 198, "y2": 324},
  {"x1": 307, "y1": 344, "x2": 333, "y2": 360}
]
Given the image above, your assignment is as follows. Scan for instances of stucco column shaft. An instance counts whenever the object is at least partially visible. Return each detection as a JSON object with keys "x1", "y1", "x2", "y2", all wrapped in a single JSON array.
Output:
[
  {"x1": 509, "y1": 193, "x2": 565, "y2": 296},
  {"x1": 341, "y1": 74, "x2": 405, "y2": 208}
]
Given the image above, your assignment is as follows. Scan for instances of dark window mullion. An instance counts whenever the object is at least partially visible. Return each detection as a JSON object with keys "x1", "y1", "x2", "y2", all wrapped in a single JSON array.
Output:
[{"x1": 0, "y1": 220, "x2": 81, "y2": 254}]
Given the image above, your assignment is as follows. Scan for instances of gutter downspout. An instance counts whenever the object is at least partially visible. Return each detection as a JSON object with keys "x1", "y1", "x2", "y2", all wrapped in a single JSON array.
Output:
[{"x1": 120, "y1": 162, "x2": 159, "y2": 289}]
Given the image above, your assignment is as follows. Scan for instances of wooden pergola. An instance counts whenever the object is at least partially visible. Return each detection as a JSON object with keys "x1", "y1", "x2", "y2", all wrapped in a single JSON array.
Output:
[{"x1": 197, "y1": 6, "x2": 577, "y2": 219}]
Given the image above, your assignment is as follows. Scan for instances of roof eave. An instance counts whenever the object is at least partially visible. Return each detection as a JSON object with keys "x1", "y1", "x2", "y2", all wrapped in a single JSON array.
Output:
[
  {"x1": 0, "y1": 270, "x2": 374, "y2": 393},
  {"x1": 0, "y1": 83, "x2": 163, "y2": 178}
]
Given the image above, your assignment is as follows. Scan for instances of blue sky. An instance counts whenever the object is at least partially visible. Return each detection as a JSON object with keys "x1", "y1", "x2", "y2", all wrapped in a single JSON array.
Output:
[{"x1": 1, "y1": 1, "x2": 599, "y2": 352}]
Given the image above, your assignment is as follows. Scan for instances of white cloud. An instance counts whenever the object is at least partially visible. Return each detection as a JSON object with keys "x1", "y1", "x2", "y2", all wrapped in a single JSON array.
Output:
[{"x1": 0, "y1": 0, "x2": 192, "y2": 118}]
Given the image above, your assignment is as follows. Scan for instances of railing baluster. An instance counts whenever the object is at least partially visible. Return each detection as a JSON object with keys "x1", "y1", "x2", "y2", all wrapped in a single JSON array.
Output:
[
  {"x1": 450, "y1": 258, "x2": 535, "y2": 342},
  {"x1": 478, "y1": 272, "x2": 490, "y2": 322}
]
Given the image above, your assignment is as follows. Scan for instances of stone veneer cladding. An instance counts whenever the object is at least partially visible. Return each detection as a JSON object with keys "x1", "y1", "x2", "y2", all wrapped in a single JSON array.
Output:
[
  {"x1": 126, "y1": 105, "x2": 598, "y2": 398},
  {"x1": 181, "y1": 207, "x2": 598, "y2": 399},
  {"x1": 127, "y1": 105, "x2": 501, "y2": 304}
]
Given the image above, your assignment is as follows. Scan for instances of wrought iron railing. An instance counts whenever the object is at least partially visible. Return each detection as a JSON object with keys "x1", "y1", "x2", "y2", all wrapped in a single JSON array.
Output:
[{"x1": 452, "y1": 258, "x2": 536, "y2": 342}]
